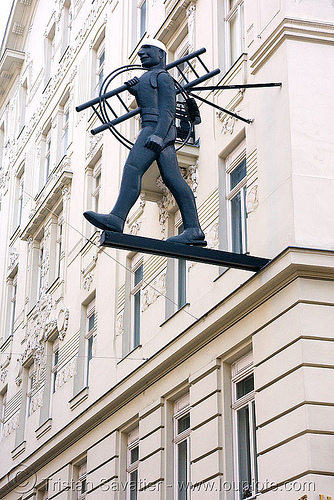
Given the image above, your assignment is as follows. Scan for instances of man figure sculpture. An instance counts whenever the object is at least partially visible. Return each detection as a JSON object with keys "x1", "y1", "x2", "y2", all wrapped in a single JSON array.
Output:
[{"x1": 84, "y1": 39, "x2": 206, "y2": 246}]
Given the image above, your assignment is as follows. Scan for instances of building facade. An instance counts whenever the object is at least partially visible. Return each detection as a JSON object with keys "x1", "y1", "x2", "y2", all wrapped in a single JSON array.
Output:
[{"x1": 0, "y1": 1, "x2": 333, "y2": 499}]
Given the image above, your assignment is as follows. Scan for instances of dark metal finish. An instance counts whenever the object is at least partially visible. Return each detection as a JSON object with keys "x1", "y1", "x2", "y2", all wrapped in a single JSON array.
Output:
[
  {"x1": 192, "y1": 83, "x2": 282, "y2": 91},
  {"x1": 100, "y1": 231, "x2": 270, "y2": 272},
  {"x1": 188, "y1": 91, "x2": 253, "y2": 124},
  {"x1": 90, "y1": 68, "x2": 221, "y2": 135}
]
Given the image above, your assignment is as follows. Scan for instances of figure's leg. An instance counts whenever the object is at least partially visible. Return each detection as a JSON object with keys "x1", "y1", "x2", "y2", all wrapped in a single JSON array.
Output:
[
  {"x1": 84, "y1": 128, "x2": 156, "y2": 232},
  {"x1": 157, "y1": 145, "x2": 206, "y2": 245}
]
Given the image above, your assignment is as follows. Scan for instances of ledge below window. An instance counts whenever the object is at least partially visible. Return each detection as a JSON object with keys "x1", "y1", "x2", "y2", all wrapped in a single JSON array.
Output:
[
  {"x1": 11, "y1": 440, "x2": 26, "y2": 460},
  {"x1": 69, "y1": 386, "x2": 89, "y2": 411},
  {"x1": 35, "y1": 418, "x2": 52, "y2": 440}
]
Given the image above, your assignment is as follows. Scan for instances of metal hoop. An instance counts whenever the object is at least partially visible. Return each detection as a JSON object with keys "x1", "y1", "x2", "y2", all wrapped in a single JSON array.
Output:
[{"x1": 97, "y1": 65, "x2": 196, "y2": 151}]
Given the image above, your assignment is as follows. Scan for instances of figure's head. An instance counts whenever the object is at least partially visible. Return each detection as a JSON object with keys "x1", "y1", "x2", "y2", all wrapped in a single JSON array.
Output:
[{"x1": 138, "y1": 38, "x2": 167, "y2": 68}]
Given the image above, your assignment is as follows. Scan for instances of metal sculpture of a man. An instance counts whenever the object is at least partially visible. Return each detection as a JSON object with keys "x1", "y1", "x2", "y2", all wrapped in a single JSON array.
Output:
[{"x1": 84, "y1": 39, "x2": 206, "y2": 246}]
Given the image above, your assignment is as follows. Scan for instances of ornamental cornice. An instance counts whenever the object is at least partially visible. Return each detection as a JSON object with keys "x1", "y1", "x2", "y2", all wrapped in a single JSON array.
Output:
[{"x1": 250, "y1": 17, "x2": 334, "y2": 74}]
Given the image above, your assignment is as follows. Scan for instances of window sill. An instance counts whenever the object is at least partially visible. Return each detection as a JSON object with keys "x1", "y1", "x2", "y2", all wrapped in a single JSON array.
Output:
[
  {"x1": 160, "y1": 302, "x2": 190, "y2": 327},
  {"x1": 11, "y1": 440, "x2": 26, "y2": 460},
  {"x1": 35, "y1": 418, "x2": 52, "y2": 440},
  {"x1": 69, "y1": 386, "x2": 89, "y2": 411},
  {"x1": 0, "y1": 334, "x2": 13, "y2": 352},
  {"x1": 117, "y1": 344, "x2": 143, "y2": 365}
]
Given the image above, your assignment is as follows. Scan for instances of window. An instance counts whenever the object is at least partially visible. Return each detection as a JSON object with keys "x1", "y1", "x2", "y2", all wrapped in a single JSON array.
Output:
[
  {"x1": 26, "y1": 365, "x2": 34, "y2": 419},
  {"x1": 38, "y1": 239, "x2": 45, "y2": 299},
  {"x1": 176, "y1": 225, "x2": 187, "y2": 309},
  {"x1": 18, "y1": 80, "x2": 27, "y2": 136},
  {"x1": 85, "y1": 300, "x2": 96, "y2": 385},
  {"x1": 226, "y1": 143, "x2": 247, "y2": 253},
  {"x1": 127, "y1": 429, "x2": 139, "y2": 500},
  {"x1": 174, "y1": 395, "x2": 190, "y2": 500},
  {"x1": 44, "y1": 23, "x2": 56, "y2": 86},
  {"x1": 232, "y1": 354, "x2": 257, "y2": 500},
  {"x1": 57, "y1": 214, "x2": 63, "y2": 278},
  {"x1": 44, "y1": 130, "x2": 52, "y2": 182},
  {"x1": 77, "y1": 462, "x2": 87, "y2": 500},
  {"x1": 0, "y1": 389, "x2": 7, "y2": 440},
  {"x1": 131, "y1": 262, "x2": 143, "y2": 350},
  {"x1": 95, "y1": 40, "x2": 105, "y2": 94},
  {"x1": 92, "y1": 161, "x2": 101, "y2": 213},
  {"x1": 138, "y1": 0, "x2": 147, "y2": 40},
  {"x1": 16, "y1": 170, "x2": 24, "y2": 228},
  {"x1": 61, "y1": 99, "x2": 70, "y2": 158},
  {"x1": 61, "y1": 0, "x2": 72, "y2": 57},
  {"x1": 10, "y1": 272, "x2": 18, "y2": 336},
  {"x1": 51, "y1": 341, "x2": 59, "y2": 394},
  {"x1": 224, "y1": 0, "x2": 245, "y2": 69}
]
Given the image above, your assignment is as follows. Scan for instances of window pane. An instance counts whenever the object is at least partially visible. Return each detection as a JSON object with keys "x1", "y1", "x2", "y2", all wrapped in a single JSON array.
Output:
[
  {"x1": 131, "y1": 445, "x2": 139, "y2": 464},
  {"x1": 231, "y1": 191, "x2": 243, "y2": 253},
  {"x1": 178, "y1": 259, "x2": 186, "y2": 309},
  {"x1": 178, "y1": 414, "x2": 190, "y2": 434},
  {"x1": 134, "y1": 291, "x2": 140, "y2": 347},
  {"x1": 230, "y1": 11, "x2": 238, "y2": 65},
  {"x1": 130, "y1": 469, "x2": 138, "y2": 500},
  {"x1": 134, "y1": 265, "x2": 143, "y2": 286},
  {"x1": 87, "y1": 336, "x2": 93, "y2": 363},
  {"x1": 236, "y1": 375, "x2": 254, "y2": 399},
  {"x1": 177, "y1": 440, "x2": 188, "y2": 500},
  {"x1": 88, "y1": 313, "x2": 95, "y2": 333},
  {"x1": 230, "y1": 159, "x2": 246, "y2": 190},
  {"x1": 237, "y1": 406, "x2": 252, "y2": 499},
  {"x1": 140, "y1": 0, "x2": 146, "y2": 38}
]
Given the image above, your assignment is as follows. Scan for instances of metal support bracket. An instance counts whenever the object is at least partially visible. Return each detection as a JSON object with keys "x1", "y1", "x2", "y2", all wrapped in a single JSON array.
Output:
[{"x1": 100, "y1": 232, "x2": 270, "y2": 272}]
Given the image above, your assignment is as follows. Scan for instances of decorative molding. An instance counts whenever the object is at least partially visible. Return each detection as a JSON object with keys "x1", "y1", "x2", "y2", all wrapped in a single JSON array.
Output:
[
  {"x1": 115, "y1": 312, "x2": 123, "y2": 336},
  {"x1": 83, "y1": 273, "x2": 94, "y2": 291},
  {"x1": 205, "y1": 222, "x2": 219, "y2": 250},
  {"x1": 246, "y1": 184, "x2": 259, "y2": 214},
  {"x1": 29, "y1": 388, "x2": 44, "y2": 416},
  {"x1": 142, "y1": 272, "x2": 166, "y2": 311},
  {"x1": 7, "y1": 247, "x2": 19, "y2": 273},
  {"x1": 2, "y1": 413, "x2": 19, "y2": 440},
  {"x1": 55, "y1": 357, "x2": 77, "y2": 391},
  {"x1": 57, "y1": 307, "x2": 70, "y2": 340},
  {"x1": 186, "y1": 3, "x2": 196, "y2": 52},
  {"x1": 86, "y1": 131, "x2": 103, "y2": 160}
]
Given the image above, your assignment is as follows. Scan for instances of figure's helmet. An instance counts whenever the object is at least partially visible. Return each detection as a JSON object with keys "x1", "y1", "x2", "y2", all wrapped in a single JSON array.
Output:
[{"x1": 141, "y1": 38, "x2": 167, "y2": 53}]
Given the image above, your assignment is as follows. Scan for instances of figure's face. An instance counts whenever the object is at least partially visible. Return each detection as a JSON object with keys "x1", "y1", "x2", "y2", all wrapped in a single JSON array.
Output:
[{"x1": 138, "y1": 45, "x2": 164, "y2": 68}]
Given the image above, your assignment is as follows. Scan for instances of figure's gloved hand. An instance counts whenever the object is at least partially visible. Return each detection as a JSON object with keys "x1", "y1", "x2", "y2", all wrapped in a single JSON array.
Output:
[
  {"x1": 125, "y1": 76, "x2": 139, "y2": 87},
  {"x1": 145, "y1": 134, "x2": 164, "y2": 153}
]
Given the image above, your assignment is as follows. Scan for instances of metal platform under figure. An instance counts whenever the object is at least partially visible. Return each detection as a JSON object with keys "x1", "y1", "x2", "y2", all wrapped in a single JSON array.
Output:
[{"x1": 100, "y1": 231, "x2": 270, "y2": 272}]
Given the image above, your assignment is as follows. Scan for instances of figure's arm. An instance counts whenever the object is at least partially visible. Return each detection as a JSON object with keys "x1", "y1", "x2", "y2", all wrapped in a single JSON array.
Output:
[
  {"x1": 125, "y1": 76, "x2": 139, "y2": 96},
  {"x1": 145, "y1": 72, "x2": 175, "y2": 153}
]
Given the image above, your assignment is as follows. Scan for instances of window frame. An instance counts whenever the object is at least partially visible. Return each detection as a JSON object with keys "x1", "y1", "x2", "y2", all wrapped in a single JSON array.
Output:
[
  {"x1": 92, "y1": 160, "x2": 102, "y2": 214},
  {"x1": 10, "y1": 272, "x2": 18, "y2": 336},
  {"x1": 231, "y1": 353, "x2": 257, "y2": 500},
  {"x1": 61, "y1": 99, "x2": 70, "y2": 158},
  {"x1": 127, "y1": 428, "x2": 139, "y2": 500},
  {"x1": 95, "y1": 40, "x2": 105, "y2": 95},
  {"x1": 130, "y1": 260, "x2": 143, "y2": 350},
  {"x1": 224, "y1": 0, "x2": 245, "y2": 70},
  {"x1": 44, "y1": 130, "x2": 52, "y2": 183},
  {"x1": 51, "y1": 341, "x2": 59, "y2": 395},
  {"x1": 26, "y1": 364, "x2": 35, "y2": 419},
  {"x1": 173, "y1": 395, "x2": 191, "y2": 500},
  {"x1": 0, "y1": 388, "x2": 7, "y2": 441},
  {"x1": 225, "y1": 142, "x2": 247, "y2": 254},
  {"x1": 85, "y1": 300, "x2": 96, "y2": 385},
  {"x1": 137, "y1": 0, "x2": 147, "y2": 41}
]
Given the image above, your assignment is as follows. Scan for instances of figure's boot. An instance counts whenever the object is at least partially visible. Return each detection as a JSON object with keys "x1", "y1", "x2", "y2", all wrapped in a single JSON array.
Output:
[
  {"x1": 83, "y1": 211, "x2": 125, "y2": 232},
  {"x1": 166, "y1": 227, "x2": 207, "y2": 246}
]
